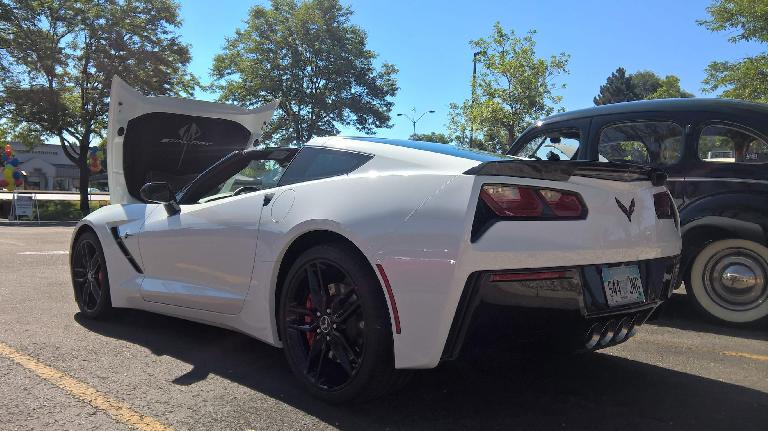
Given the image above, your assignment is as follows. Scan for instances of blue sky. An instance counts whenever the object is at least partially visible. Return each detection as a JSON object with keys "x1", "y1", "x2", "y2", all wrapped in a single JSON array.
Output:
[{"x1": 178, "y1": 0, "x2": 763, "y2": 139}]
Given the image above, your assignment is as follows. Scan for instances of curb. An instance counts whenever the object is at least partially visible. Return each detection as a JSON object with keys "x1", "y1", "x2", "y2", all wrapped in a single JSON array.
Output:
[{"x1": 0, "y1": 220, "x2": 79, "y2": 227}]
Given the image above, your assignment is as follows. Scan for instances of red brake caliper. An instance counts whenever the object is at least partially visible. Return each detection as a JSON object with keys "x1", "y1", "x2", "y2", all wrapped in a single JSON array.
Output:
[{"x1": 305, "y1": 296, "x2": 315, "y2": 346}]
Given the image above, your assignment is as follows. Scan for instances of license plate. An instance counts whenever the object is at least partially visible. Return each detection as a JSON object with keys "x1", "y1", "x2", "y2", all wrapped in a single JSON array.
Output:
[{"x1": 602, "y1": 265, "x2": 645, "y2": 307}]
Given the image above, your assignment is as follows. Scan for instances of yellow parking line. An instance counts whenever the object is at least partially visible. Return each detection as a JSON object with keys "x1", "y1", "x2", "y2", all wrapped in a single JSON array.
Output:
[
  {"x1": 722, "y1": 351, "x2": 768, "y2": 362},
  {"x1": 0, "y1": 341, "x2": 173, "y2": 431}
]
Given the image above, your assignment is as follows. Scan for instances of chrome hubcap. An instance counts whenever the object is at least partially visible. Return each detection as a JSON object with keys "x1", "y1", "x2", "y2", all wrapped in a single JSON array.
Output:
[
  {"x1": 720, "y1": 264, "x2": 758, "y2": 289},
  {"x1": 704, "y1": 248, "x2": 768, "y2": 311}
]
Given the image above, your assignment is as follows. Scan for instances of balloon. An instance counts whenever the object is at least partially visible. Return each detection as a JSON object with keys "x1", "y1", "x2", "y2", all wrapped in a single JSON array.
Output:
[
  {"x1": 89, "y1": 160, "x2": 102, "y2": 173},
  {"x1": 10, "y1": 158, "x2": 19, "y2": 167},
  {"x1": 14, "y1": 178, "x2": 22, "y2": 186},
  {"x1": 0, "y1": 179, "x2": 7, "y2": 187},
  {"x1": 12, "y1": 170, "x2": 20, "y2": 180}
]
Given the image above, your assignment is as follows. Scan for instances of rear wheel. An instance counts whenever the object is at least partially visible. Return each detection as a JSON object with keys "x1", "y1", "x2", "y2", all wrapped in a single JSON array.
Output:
[
  {"x1": 687, "y1": 238, "x2": 768, "y2": 324},
  {"x1": 278, "y1": 243, "x2": 408, "y2": 403},
  {"x1": 71, "y1": 231, "x2": 112, "y2": 318}
]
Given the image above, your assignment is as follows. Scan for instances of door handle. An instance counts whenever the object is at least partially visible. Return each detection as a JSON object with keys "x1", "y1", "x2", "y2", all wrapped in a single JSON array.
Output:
[{"x1": 263, "y1": 193, "x2": 275, "y2": 206}]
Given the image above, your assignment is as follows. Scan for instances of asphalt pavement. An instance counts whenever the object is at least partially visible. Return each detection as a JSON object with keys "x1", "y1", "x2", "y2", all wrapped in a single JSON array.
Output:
[{"x1": 1, "y1": 226, "x2": 767, "y2": 431}]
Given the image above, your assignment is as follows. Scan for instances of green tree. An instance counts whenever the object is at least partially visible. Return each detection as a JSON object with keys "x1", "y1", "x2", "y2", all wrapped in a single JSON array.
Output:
[
  {"x1": 0, "y1": 0, "x2": 195, "y2": 215},
  {"x1": 649, "y1": 75, "x2": 694, "y2": 99},
  {"x1": 594, "y1": 68, "x2": 693, "y2": 105},
  {"x1": 699, "y1": 0, "x2": 768, "y2": 101},
  {"x1": 593, "y1": 67, "x2": 635, "y2": 105},
  {"x1": 409, "y1": 132, "x2": 450, "y2": 144},
  {"x1": 211, "y1": 0, "x2": 398, "y2": 146},
  {"x1": 448, "y1": 24, "x2": 569, "y2": 153}
]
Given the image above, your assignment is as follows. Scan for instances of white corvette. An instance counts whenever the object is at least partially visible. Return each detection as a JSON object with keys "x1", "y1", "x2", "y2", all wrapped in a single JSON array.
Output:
[{"x1": 70, "y1": 78, "x2": 681, "y2": 402}]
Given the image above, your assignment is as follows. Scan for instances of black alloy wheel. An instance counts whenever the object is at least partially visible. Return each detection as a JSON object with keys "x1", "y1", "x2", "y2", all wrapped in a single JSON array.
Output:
[
  {"x1": 279, "y1": 243, "x2": 408, "y2": 402},
  {"x1": 71, "y1": 231, "x2": 112, "y2": 318},
  {"x1": 285, "y1": 259, "x2": 364, "y2": 389}
]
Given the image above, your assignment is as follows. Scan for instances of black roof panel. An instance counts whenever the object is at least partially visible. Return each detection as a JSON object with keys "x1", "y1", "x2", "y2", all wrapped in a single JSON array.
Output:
[{"x1": 540, "y1": 98, "x2": 768, "y2": 125}]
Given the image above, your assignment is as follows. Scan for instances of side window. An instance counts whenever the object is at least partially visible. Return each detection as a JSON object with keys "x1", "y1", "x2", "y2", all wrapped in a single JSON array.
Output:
[
  {"x1": 698, "y1": 124, "x2": 768, "y2": 163},
  {"x1": 599, "y1": 122, "x2": 683, "y2": 165},
  {"x1": 512, "y1": 129, "x2": 581, "y2": 161},
  {"x1": 279, "y1": 147, "x2": 372, "y2": 186},
  {"x1": 195, "y1": 159, "x2": 287, "y2": 204}
]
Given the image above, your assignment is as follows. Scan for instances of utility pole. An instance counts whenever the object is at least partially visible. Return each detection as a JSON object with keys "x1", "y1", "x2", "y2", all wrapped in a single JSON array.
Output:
[{"x1": 397, "y1": 108, "x2": 435, "y2": 135}]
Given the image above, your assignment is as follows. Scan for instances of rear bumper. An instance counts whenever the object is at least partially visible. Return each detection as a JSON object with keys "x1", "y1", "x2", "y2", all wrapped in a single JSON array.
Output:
[{"x1": 441, "y1": 255, "x2": 680, "y2": 361}]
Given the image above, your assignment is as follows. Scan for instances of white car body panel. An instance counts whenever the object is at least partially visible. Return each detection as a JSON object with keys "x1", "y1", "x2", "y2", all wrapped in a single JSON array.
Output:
[{"x1": 74, "y1": 82, "x2": 682, "y2": 370}]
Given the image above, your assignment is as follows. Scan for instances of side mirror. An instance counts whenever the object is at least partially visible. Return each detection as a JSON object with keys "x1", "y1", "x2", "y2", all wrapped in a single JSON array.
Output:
[{"x1": 140, "y1": 182, "x2": 180, "y2": 216}]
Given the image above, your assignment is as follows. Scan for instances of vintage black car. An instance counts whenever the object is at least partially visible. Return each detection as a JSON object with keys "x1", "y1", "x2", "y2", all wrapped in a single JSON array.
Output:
[{"x1": 508, "y1": 98, "x2": 768, "y2": 324}]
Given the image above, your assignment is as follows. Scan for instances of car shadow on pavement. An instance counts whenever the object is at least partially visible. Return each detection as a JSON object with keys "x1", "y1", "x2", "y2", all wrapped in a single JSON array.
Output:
[
  {"x1": 75, "y1": 310, "x2": 768, "y2": 431},
  {"x1": 648, "y1": 292, "x2": 768, "y2": 342}
]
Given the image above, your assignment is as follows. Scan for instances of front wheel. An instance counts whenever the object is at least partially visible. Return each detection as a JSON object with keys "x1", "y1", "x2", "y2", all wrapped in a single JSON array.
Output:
[
  {"x1": 278, "y1": 243, "x2": 408, "y2": 403},
  {"x1": 71, "y1": 231, "x2": 113, "y2": 318},
  {"x1": 687, "y1": 238, "x2": 768, "y2": 324}
]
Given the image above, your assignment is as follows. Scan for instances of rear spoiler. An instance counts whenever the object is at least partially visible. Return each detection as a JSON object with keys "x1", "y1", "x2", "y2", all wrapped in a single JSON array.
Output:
[{"x1": 463, "y1": 160, "x2": 667, "y2": 187}]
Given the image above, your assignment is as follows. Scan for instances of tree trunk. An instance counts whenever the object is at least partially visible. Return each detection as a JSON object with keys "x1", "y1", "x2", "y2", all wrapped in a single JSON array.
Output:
[
  {"x1": 78, "y1": 140, "x2": 90, "y2": 217},
  {"x1": 505, "y1": 127, "x2": 516, "y2": 151}
]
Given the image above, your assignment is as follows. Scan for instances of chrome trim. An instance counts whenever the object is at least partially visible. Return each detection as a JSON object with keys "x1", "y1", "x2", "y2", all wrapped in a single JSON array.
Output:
[{"x1": 676, "y1": 177, "x2": 768, "y2": 185}]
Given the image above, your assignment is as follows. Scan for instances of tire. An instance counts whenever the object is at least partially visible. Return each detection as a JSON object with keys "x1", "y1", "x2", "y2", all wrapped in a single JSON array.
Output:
[
  {"x1": 278, "y1": 243, "x2": 409, "y2": 403},
  {"x1": 686, "y1": 238, "x2": 768, "y2": 324},
  {"x1": 71, "y1": 231, "x2": 113, "y2": 318}
]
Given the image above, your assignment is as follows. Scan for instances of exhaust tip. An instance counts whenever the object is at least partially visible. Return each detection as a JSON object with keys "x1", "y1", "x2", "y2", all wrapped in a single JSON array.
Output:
[
  {"x1": 584, "y1": 323, "x2": 602, "y2": 350},
  {"x1": 612, "y1": 317, "x2": 630, "y2": 343},
  {"x1": 599, "y1": 319, "x2": 618, "y2": 346}
]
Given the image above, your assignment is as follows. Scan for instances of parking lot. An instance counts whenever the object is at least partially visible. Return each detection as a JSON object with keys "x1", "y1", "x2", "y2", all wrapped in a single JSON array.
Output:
[{"x1": 1, "y1": 225, "x2": 767, "y2": 431}]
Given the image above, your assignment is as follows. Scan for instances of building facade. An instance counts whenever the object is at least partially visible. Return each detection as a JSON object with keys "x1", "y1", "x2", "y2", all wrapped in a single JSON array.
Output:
[{"x1": 11, "y1": 143, "x2": 80, "y2": 191}]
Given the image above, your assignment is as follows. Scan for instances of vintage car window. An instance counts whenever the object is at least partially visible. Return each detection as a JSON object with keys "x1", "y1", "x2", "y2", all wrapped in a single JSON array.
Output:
[
  {"x1": 698, "y1": 125, "x2": 768, "y2": 164},
  {"x1": 278, "y1": 146, "x2": 372, "y2": 186},
  {"x1": 598, "y1": 122, "x2": 683, "y2": 165},
  {"x1": 511, "y1": 129, "x2": 581, "y2": 161},
  {"x1": 197, "y1": 159, "x2": 286, "y2": 203}
]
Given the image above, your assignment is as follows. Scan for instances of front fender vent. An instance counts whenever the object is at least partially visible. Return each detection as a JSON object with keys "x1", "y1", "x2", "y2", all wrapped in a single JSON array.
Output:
[{"x1": 110, "y1": 227, "x2": 143, "y2": 274}]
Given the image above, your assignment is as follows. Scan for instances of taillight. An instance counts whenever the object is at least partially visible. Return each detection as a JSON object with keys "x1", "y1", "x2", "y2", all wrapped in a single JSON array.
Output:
[
  {"x1": 653, "y1": 191, "x2": 674, "y2": 219},
  {"x1": 479, "y1": 184, "x2": 586, "y2": 219},
  {"x1": 538, "y1": 189, "x2": 584, "y2": 217},
  {"x1": 480, "y1": 185, "x2": 543, "y2": 217}
]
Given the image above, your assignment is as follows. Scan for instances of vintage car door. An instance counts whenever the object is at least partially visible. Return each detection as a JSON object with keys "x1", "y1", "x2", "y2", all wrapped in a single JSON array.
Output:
[{"x1": 587, "y1": 112, "x2": 690, "y2": 206}]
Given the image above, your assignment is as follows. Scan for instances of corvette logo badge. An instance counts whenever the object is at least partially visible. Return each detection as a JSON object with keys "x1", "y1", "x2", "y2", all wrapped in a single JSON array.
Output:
[
  {"x1": 160, "y1": 123, "x2": 213, "y2": 169},
  {"x1": 615, "y1": 197, "x2": 635, "y2": 222}
]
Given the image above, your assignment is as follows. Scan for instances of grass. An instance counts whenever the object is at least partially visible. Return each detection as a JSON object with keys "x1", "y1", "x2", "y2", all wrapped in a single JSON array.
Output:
[{"x1": 11, "y1": 200, "x2": 110, "y2": 221}]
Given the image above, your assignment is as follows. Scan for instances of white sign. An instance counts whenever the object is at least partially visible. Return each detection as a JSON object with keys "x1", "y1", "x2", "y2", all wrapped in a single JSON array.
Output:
[{"x1": 14, "y1": 194, "x2": 35, "y2": 217}]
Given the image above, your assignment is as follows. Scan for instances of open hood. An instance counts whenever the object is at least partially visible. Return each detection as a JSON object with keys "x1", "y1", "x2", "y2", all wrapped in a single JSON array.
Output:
[{"x1": 107, "y1": 76, "x2": 277, "y2": 204}]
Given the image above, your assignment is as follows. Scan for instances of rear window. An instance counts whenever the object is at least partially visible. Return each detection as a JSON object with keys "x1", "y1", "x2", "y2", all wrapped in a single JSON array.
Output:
[
  {"x1": 278, "y1": 147, "x2": 372, "y2": 186},
  {"x1": 698, "y1": 124, "x2": 768, "y2": 163},
  {"x1": 598, "y1": 121, "x2": 683, "y2": 165}
]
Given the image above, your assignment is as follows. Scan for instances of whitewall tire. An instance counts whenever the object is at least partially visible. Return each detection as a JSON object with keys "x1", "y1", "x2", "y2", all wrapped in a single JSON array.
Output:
[{"x1": 687, "y1": 239, "x2": 768, "y2": 324}]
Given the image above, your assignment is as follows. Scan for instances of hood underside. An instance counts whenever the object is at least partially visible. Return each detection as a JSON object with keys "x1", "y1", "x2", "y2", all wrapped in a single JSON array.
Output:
[{"x1": 107, "y1": 76, "x2": 278, "y2": 204}]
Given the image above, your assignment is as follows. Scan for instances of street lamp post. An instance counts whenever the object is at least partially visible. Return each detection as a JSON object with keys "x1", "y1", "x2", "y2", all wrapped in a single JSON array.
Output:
[
  {"x1": 397, "y1": 108, "x2": 435, "y2": 135},
  {"x1": 469, "y1": 50, "x2": 484, "y2": 149}
]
